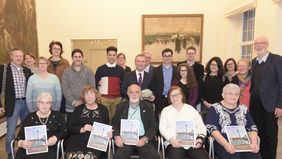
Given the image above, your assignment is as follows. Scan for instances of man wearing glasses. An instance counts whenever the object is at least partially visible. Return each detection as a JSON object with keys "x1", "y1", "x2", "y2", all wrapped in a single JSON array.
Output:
[
  {"x1": 250, "y1": 35, "x2": 282, "y2": 159},
  {"x1": 150, "y1": 48, "x2": 177, "y2": 119}
]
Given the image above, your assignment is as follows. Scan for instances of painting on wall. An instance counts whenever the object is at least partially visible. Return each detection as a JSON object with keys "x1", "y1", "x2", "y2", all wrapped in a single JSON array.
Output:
[
  {"x1": 0, "y1": 0, "x2": 38, "y2": 64},
  {"x1": 142, "y1": 14, "x2": 203, "y2": 64}
]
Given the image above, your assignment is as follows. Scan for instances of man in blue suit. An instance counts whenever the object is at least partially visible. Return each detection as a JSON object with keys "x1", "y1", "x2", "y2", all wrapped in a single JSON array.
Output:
[{"x1": 250, "y1": 35, "x2": 282, "y2": 159}]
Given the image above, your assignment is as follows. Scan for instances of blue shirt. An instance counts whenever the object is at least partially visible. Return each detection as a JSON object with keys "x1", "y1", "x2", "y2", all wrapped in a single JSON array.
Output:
[
  {"x1": 162, "y1": 64, "x2": 173, "y2": 95},
  {"x1": 128, "y1": 105, "x2": 145, "y2": 136}
]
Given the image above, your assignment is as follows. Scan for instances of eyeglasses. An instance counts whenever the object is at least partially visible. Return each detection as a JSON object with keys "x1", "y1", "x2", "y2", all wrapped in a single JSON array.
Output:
[
  {"x1": 254, "y1": 42, "x2": 268, "y2": 46},
  {"x1": 52, "y1": 48, "x2": 62, "y2": 51},
  {"x1": 38, "y1": 101, "x2": 52, "y2": 105},
  {"x1": 163, "y1": 55, "x2": 172, "y2": 58},
  {"x1": 180, "y1": 69, "x2": 187, "y2": 72},
  {"x1": 210, "y1": 63, "x2": 218, "y2": 66},
  {"x1": 224, "y1": 93, "x2": 240, "y2": 96},
  {"x1": 169, "y1": 93, "x2": 181, "y2": 98},
  {"x1": 39, "y1": 62, "x2": 47, "y2": 65}
]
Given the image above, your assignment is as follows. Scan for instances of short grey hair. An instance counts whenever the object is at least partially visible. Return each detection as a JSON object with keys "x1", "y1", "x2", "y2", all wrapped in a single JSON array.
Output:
[
  {"x1": 222, "y1": 83, "x2": 240, "y2": 94},
  {"x1": 37, "y1": 92, "x2": 53, "y2": 103}
]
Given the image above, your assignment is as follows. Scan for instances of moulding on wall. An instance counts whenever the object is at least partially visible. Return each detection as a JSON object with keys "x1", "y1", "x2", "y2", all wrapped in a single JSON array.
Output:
[{"x1": 225, "y1": 0, "x2": 257, "y2": 17}]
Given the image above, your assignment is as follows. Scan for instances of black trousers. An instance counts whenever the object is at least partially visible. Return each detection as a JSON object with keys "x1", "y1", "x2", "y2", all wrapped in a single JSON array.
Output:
[
  {"x1": 167, "y1": 145, "x2": 209, "y2": 159},
  {"x1": 155, "y1": 95, "x2": 168, "y2": 119},
  {"x1": 113, "y1": 143, "x2": 159, "y2": 159},
  {"x1": 250, "y1": 95, "x2": 278, "y2": 159}
]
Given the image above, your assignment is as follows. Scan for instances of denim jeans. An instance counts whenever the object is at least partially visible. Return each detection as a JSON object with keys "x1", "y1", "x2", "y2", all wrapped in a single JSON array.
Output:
[{"x1": 6, "y1": 99, "x2": 28, "y2": 154}]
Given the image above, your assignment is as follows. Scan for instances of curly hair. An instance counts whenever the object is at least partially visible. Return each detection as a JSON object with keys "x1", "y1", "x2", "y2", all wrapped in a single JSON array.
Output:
[
  {"x1": 205, "y1": 56, "x2": 225, "y2": 77},
  {"x1": 177, "y1": 63, "x2": 197, "y2": 89}
]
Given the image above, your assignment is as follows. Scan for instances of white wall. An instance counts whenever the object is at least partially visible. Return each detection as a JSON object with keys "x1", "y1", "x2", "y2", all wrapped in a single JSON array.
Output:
[
  {"x1": 35, "y1": 0, "x2": 282, "y2": 67},
  {"x1": 35, "y1": 0, "x2": 232, "y2": 67},
  {"x1": 255, "y1": 0, "x2": 282, "y2": 55}
]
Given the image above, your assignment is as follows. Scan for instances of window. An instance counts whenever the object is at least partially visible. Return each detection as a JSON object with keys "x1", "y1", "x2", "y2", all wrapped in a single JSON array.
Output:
[{"x1": 241, "y1": 9, "x2": 255, "y2": 60}]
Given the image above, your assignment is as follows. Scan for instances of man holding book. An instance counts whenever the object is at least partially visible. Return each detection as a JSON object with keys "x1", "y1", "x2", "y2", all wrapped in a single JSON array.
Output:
[{"x1": 112, "y1": 84, "x2": 159, "y2": 159}]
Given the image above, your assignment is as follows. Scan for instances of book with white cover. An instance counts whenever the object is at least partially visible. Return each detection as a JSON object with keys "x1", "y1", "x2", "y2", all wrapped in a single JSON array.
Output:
[
  {"x1": 87, "y1": 122, "x2": 112, "y2": 152},
  {"x1": 175, "y1": 120, "x2": 195, "y2": 147},
  {"x1": 224, "y1": 125, "x2": 252, "y2": 152},
  {"x1": 120, "y1": 119, "x2": 139, "y2": 145},
  {"x1": 24, "y1": 125, "x2": 48, "y2": 155}
]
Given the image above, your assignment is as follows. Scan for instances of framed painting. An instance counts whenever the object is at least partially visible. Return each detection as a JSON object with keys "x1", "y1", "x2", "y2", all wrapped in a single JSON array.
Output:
[{"x1": 142, "y1": 14, "x2": 203, "y2": 64}]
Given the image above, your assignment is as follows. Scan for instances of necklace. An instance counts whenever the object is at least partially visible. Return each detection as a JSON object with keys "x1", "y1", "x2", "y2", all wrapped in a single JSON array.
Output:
[{"x1": 39, "y1": 116, "x2": 49, "y2": 125}]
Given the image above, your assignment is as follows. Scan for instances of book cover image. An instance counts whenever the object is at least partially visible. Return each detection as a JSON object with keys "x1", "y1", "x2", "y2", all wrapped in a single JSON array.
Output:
[
  {"x1": 87, "y1": 122, "x2": 112, "y2": 152},
  {"x1": 224, "y1": 126, "x2": 252, "y2": 152},
  {"x1": 121, "y1": 119, "x2": 139, "y2": 145},
  {"x1": 24, "y1": 125, "x2": 48, "y2": 155},
  {"x1": 175, "y1": 121, "x2": 195, "y2": 147}
]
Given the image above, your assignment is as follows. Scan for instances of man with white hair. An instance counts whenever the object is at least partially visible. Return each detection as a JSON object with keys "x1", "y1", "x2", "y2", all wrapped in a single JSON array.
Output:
[
  {"x1": 250, "y1": 35, "x2": 282, "y2": 159},
  {"x1": 112, "y1": 84, "x2": 159, "y2": 159}
]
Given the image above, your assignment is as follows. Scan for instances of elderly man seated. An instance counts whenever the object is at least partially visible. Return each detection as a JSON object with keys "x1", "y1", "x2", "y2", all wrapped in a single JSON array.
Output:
[{"x1": 112, "y1": 84, "x2": 159, "y2": 159}]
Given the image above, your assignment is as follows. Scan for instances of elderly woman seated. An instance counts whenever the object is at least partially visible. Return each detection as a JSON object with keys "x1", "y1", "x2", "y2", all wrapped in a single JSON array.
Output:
[
  {"x1": 64, "y1": 85, "x2": 111, "y2": 159},
  {"x1": 15, "y1": 92, "x2": 67, "y2": 159},
  {"x1": 159, "y1": 86, "x2": 209, "y2": 159},
  {"x1": 205, "y1": 83, "x2": 262, "y2": 159}
]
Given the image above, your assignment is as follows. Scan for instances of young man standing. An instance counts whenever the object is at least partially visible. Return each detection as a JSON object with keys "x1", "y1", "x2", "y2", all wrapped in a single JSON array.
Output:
[{"x1": 95, "y1": 46, "x2": 125, "y2": 120}]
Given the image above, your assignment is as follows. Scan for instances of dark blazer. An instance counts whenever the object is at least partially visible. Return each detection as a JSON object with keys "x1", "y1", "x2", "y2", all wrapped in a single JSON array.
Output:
[
  {"x1": 150, "y1": 64, "x2": 177, "y2": 112},
  {"x1": 121, "y1": 70, "x2": 152, "y2": 97},
  {"x1": 0, "y1": 63, "x2": 32, "y2": 117},
  {"x1": 147, "y1": 64, "x2": 155, "y2": 78},
  {"x1": 112, "y1": 100, "x2": 157, "y2": 140},
  {"x1": 177, "y1": 61, "x2": 204, "y2": 82},
  {"x1": 150, "y1": 64, "x2": 177, "y2": 96},
  {"x1": 250, "y1": 53, "x2": 282, "y2": 112}
]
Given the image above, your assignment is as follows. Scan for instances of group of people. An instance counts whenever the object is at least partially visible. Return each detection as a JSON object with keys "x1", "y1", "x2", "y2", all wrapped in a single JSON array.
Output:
[{"x1": 0, "y1": 35, "x2": 281, "y2": 159}]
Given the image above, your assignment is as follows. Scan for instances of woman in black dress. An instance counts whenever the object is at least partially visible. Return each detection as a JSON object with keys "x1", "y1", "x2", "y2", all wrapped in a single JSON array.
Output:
[
  {"x1": 198, "y1": 57, "x2": 229, "y2": 119},
  {"x1": 224, "y1": 58, "x2": 239, "y2": 85},
  {"x1": 65, "y1": 85, "x2": 111, "y2": 159},
  {"x1": 172, "y1": 63, "x2": 198, "y2": 107},
  {"x1": 15, "y1": 92, "x2": 66, "y2": 159}
]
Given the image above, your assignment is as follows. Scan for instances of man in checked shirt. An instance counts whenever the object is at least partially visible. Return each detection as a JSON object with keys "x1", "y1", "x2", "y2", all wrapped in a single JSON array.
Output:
[{"x1": 0, "y1": 48, "x2": 32, "y2": 159}]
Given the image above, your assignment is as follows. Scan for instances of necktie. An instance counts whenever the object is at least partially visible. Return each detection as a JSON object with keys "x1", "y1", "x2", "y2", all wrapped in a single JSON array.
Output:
[{"x1": 138, "y1": 73, "x2": 142, "y2": 86}]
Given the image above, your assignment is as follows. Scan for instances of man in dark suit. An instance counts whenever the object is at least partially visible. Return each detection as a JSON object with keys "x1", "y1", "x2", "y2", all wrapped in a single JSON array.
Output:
[
  {"x1": 142, "y1": 51, "x2": 155, "y2": 77},
  {"x1": 112, "y1": 84, "x2": 159, "y2": 159},
  {"x1": 121, "y1": 54, "x2": 152, "y2": 97},
  {"x1": 0, "y1": 48, "x2": 32, "y2": 159},
  {"x1": 250, "y1": 35, "x2": 282, "y2": 159},
  {"x1": 177, "y1": 47, "x2": 204, "y2": 82},
  {"x1": 150, "y1": 48, "x2": 177, "y2": 118}
]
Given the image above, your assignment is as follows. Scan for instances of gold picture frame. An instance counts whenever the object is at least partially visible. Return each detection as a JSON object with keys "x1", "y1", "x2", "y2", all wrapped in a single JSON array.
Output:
[{"x1": 142, "y1": 14, "x2": 204, "y2": 64}]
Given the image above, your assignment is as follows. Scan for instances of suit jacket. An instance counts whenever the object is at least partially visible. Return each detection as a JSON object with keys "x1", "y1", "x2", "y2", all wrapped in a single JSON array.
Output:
[
  {"x1": 250, "y1": 53, "x2": 282, "y2": 112},
  {"x1": 150, "y1": 64, "x2": 177, "y2": 96},
  {"x1": 121, "y1": 70, "x2": 152, "y2": 97},
  {"x1": 112, "y1": 100, "x2": 157, "y2": 140},
  {"x1": 147, "y1": 64, "x2": 155, "y2": 78},
  {"x1": 0, "y1": 63, "x2": 32, "y2": 117},
  {"x1": 150, "y1": 64, "x2": 177, "y2": 110},
  {"x1": 177, "y1": 61, "x2": 204, "y2": 82}
]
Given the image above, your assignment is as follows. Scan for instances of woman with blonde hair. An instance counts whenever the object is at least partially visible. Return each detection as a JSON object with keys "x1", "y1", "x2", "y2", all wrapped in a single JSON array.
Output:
[
  {"x1": 65, "y1": 85, "x2": 111, "y2": 159},
  {"x1": 26, "y1": 57, "x2": 62, "y2": 112}
]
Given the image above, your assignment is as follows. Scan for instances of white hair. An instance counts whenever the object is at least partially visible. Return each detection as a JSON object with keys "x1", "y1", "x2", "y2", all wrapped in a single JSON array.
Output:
[
  {"x1": 223, "y1": 83, "x2": 240, "y2": 94},
  {"x1": 37, "y1": 92, "x2": 53, "y2": 102}
]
